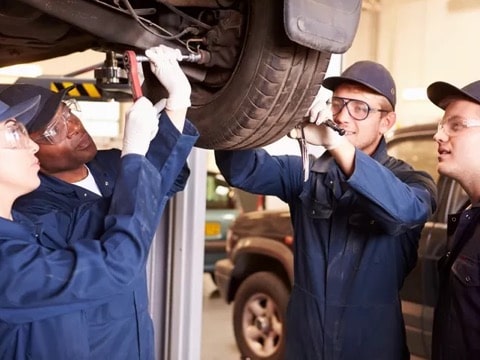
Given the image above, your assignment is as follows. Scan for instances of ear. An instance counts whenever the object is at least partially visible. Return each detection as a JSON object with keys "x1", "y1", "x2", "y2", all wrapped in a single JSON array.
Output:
[{"x1": 379, "y1": 111, "x2": 396, "y2": 135}]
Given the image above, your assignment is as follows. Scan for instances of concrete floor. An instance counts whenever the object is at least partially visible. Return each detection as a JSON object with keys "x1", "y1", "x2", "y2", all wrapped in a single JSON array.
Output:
[{"x1": 201, "y1": 274, "x2": 241, "y2": 360}]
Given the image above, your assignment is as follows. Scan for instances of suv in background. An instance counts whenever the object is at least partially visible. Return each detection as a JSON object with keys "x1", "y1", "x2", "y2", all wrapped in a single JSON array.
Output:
[{"x1": 214, "y1": 123, "x2": 468, "y2": 360}]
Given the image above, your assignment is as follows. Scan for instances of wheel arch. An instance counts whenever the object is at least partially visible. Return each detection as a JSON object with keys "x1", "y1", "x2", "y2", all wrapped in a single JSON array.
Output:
[{"x1": 226, "y1": 236, "x2": 293, "y2": 302}]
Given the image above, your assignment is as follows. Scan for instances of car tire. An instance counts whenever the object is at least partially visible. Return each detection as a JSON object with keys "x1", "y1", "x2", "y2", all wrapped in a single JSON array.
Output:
[
  {"x1": 233, "y1": 271, "x2": 289, "y2": 360},
  {"x1": 185, "y1": 0, "x2": 331, "y2": 150}
]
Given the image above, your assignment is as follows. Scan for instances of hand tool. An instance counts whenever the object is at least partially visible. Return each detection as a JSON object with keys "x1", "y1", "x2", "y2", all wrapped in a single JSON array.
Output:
[
  {"x1": 323, "y1": 119, "x2": 346, "y2": 135},
  {"x1": 123, "y1": 50, "x2": 143, "y2": 101}
]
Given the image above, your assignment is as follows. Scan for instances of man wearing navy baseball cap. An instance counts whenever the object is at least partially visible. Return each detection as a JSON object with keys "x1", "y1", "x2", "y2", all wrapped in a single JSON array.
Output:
[
  {"x1": 215, "y1": 60, "x2": 437, "y2": 360},
  {"x1": 427, "y1": 79, "x2": 480, "y2": 360}
]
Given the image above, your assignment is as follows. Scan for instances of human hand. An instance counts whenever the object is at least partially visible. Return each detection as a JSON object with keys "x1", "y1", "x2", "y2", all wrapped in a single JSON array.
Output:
[
  {"x1": 121, "y1": 97, "x2": 159, "y2": 157},
  {"x1": 308, "y1": 99, "x2": 331, "y2": 125},
  {"x1": 153, "y1": 98, "x2": 167, "y2": 115},
  {"x1": 289, "y1": 123, "x2": 345, "y2": 149},
  {"x1": 152, "y1": 97, "x2": 186, "y2": 132},
  {"x1": 145, "y1": 45, "x2": 191, "y2": 111}
]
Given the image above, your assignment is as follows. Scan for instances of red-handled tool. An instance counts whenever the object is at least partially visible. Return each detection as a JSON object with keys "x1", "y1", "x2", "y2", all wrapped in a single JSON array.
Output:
[{"x1": 124, "y1": 50, "x2": 143, "y2": 101}]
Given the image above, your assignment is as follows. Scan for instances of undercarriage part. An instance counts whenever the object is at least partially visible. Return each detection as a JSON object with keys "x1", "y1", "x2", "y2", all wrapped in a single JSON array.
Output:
[
  {"x1": 5, "y1": 0, "x2": 332, "y2": 150},
  {"x1": 94, "y1": 51, "x2": 127, "y2": 85}
]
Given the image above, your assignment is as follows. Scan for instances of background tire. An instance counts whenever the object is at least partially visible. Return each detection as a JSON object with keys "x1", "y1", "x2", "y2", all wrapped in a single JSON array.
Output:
[
  {"x1": 233, "y1": 271, "x2": 289, "y2": 360},
  {"x1": 185, "y1": 0, "x2": 331, "y2": 149}
]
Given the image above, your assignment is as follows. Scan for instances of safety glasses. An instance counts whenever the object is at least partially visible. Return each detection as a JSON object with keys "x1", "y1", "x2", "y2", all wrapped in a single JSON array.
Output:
[
  {"x1": 0, "y1": 119, "x2": 32, "y2": 149},
  {"x1": 32, "y1": 99, "x2": 81, "y2": 145},
  {"x1": 438, "y1": 116, "x2": 480, "y2": 137}
]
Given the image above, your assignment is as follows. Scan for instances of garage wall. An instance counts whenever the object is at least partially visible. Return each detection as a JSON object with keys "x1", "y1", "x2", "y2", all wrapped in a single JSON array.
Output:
[{"x1": 344, "y1": 0, "x2": 480, "y2": 127}]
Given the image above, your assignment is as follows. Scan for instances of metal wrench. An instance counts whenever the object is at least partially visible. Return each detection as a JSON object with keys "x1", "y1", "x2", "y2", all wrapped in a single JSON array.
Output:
[
  {"x1": 123, "y1": 50, "x2": 202, "y2": 101},
  {"x1": 135, "y1": 53, "x2": 202, "y2": 63},
  {"x1": 295, "y1": 118, "x2": 346, "y2": 182},
  {"x1": 295, "y1": 124, "x2": 310, "y2": 182}
]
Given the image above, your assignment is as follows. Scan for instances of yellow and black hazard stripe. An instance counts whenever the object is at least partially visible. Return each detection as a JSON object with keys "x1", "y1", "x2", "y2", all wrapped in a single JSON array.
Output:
[{"x1": 50, "y1": 81, "x2": 103, "y2": 99}]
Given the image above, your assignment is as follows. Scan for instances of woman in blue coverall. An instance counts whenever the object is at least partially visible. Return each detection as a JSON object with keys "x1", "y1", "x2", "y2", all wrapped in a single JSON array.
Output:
[
  {"x1": 0, "y1": 48, "x2": 198, "y2": 359},
  {"x1": 216, "y1": 61, "x2": 437, "y2": 360},
  {"x1": 0, "y1": 45, "x2": 198, "y2": 359}
]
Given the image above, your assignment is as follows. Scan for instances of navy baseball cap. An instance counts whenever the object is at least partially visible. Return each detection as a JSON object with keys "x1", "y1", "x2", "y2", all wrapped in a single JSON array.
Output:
[
  {"x1": 0, "y1": 84, "x2": 74, "y2": 132},
  {"x1": 0, "y1": 96, "x2": 40, "y2": 123},
  {"x1": 427, "y1": 80, "x2": 480, "y2": 109},
  {"x1": 322, "y1": 60, "x2": 397, "y2": 110}
]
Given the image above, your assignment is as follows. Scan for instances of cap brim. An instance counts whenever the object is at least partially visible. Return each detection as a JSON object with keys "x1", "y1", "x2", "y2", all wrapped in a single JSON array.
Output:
[
  {"x1": 427, "y1": 81, "x2": 480, "y2": 109},
  {"x1": 27, "y1": 85, "x2": 74, "y2": 132},
  {"x1": 0, "y1": 95, "x2": 41, "y2": 123},
  {"x1": 323, "y1": 76, "x2": 384, "y2": 99}
]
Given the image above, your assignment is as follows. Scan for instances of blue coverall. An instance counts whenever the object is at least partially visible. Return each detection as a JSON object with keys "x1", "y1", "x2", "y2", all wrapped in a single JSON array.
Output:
[
  {"x1": 216, "y1": 138, "x2": 437, "y2": 360},
  {"x1": 1, "y1": 155, "x2": 168, "y2": 359},
  {"x1": 8, "y1": 114, "x2": 198, "y2": 359}
]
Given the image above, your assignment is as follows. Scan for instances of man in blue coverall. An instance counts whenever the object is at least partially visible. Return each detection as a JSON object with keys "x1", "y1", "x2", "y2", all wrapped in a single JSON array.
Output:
[
  {"x1": 216, "y1": 61, "x2": 437, "y2": 360},
  {"x1": 0, "y1": 44, "x2": 198, "y2": 359}
]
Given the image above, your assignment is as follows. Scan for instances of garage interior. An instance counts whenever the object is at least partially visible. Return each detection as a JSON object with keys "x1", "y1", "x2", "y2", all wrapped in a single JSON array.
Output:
[{"x1": 0, "y1": 0, "x2": 478, "y2": 359}]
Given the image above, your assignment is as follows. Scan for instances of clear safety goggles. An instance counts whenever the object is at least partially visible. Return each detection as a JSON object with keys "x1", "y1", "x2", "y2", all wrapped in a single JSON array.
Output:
[
  {"x1": 32, "y1": 99, "x2": 81, "y2": 145},
  {"x1": 438, "y1": 116, "x2": 480, "y2": 137},
  {"x1": 0, "y1": 119, "x2": 32, "y2": 149}
]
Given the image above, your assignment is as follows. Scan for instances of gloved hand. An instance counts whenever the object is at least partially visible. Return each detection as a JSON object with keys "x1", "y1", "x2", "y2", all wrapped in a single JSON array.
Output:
[
  {"x1": 153, "y1": 98, "x2": 167, "y2": 115},
  {"x1": 289, "y1": 123, "x2": 345, "y2": 149},
  {"x1": 289, "y1": 101, "x2": 346, "y2": 149},
  {"x1": 309, "y1": 99, "x2": 331, "y2": 125},
  {"x1": 121, "y1": 97, "x2": 159, "y2": 157},
  {"x1": 145, "y1": 45, "x2": 191, "y2": 111}
]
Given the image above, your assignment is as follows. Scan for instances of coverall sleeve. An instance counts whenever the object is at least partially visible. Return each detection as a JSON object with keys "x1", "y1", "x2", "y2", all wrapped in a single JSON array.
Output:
[
  {"x1": 347, "y1": 149, "x2": 437, "y2": 234},
  {"x1": 215, "y1": 149, "x2": 305, "y2": 203},
  {"x1": 146, "y1": 113, "x2": 199, "y2": 196},
  {"x1": 0, "y1": 152, "x2": 191, "y2": 323}
]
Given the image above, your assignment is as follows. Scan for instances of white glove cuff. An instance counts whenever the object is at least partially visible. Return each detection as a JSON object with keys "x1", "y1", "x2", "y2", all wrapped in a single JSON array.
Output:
[{"x1": 166, "y1": 96, "x2": 191, "y2": 111}]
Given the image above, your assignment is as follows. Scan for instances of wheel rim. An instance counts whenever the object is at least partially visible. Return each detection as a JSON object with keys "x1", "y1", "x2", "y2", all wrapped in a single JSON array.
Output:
[{"x1": 242, "y1": 292, "x2": 283, "y2": 357}]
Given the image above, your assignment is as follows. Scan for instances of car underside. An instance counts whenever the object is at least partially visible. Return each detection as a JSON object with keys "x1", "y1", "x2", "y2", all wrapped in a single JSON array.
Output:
[{"x1": 0, "y1": 0, "x2": 361, "y2": 149}]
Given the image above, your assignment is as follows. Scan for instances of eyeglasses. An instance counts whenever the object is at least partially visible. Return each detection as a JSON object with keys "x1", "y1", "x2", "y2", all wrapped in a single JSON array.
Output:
[
  {"x1": 0, "y1": 119, "x2": 32, "y2": 149},
  {"x1": 438, "y1": 116, "x2": 480, "y2": 137},
  {"x1": 326, "y1": 96, "x2": 390, "y2": 121},
  {"x1": 32, "y1": 99, "x2": 81, "y2": 145}
]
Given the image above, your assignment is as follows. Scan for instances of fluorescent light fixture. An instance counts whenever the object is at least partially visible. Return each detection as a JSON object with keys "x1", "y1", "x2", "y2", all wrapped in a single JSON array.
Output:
[
  {"x1": 402, "y1": 87, "x2": 428, "y2": 101},
  {"x1": 0, "y1": 64, "x2": 43, "y2": 77}
]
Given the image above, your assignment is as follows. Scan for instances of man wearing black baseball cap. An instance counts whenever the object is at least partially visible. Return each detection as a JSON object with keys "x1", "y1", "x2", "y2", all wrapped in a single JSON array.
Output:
[
  {"x1": 215, "y1": 60, "x2": 437, "y2": 360},
  {"x1": 427, "y1": 79, "x2": 480, "y2": 360}
]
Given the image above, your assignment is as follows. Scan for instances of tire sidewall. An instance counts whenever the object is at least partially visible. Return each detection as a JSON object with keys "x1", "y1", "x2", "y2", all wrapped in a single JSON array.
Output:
[{"x1": 233, "y1": 271, "x2": 289, "y2": 360}]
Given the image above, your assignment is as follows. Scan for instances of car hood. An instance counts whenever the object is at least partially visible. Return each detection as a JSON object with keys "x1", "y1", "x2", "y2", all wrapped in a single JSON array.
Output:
[{"x1": 231, "y1": 210, "x2": 293, "y2": 240}]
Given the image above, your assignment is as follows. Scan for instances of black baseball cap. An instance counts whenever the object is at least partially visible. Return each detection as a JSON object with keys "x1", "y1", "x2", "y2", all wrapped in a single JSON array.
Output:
[
  {"x1": 322, "y1": 60, "x2": 396, "y2": 110},
  {"x1": 0, "y1": 96, "x2": 40, "y2": 123},
  {"x1": 427, "y1": 80, "x2": 480, "y2": 109},
  {"x1": 0, "y1": 84, "x2": 75, "y2": 133}
]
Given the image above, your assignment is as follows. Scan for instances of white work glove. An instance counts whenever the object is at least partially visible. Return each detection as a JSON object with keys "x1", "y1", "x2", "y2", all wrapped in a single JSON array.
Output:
[
  {"x1": 289, "y1": 101, "x2": 346, "y2": 150},
  {"x1": 309, "y1": 99, "x2": 330, "y2": 125},
  {"x1": 145, "y1": 45, "x2": 191, "y2": 111},
  {"x1": 121, "y1": 97, "x2": 159, "y2": 157},
  {"x1": 153, "y1": 98, "x2": 167, "y2": 115}
]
